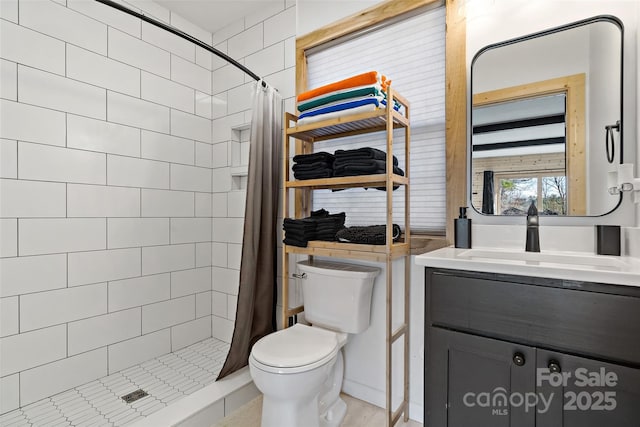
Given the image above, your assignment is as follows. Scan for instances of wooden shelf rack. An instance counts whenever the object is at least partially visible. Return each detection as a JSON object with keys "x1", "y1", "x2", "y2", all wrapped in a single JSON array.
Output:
[{"x1": 281, "y1": 88, "x2": 412, "y2": 427}]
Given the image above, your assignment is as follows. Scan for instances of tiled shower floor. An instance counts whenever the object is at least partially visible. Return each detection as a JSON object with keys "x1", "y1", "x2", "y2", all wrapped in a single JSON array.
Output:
[{"x1": 1, "y1": 338, "x2": 230, "y2": 427}]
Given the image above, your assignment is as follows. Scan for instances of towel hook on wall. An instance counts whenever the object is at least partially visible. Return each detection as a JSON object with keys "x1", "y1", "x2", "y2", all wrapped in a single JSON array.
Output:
[{"x1": 605, "y1": 120, "x2": 621, "y2": 164}]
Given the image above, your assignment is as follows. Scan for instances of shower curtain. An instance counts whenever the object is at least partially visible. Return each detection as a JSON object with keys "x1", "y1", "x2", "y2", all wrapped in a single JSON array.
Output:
[
  {"x1": 482, "y1": 170, "x2": 495, "y2": 214},
  {"x1": 217, "y1": 82, "x2": 282, "y2": 380}
]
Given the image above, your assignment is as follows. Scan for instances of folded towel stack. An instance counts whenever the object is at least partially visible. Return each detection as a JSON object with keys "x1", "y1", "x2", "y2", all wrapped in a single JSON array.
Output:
[
  {"x1": 283, "y1": 209, "x2": 346, "y2": 247},
  {"x1": 292, "y1": 151, "x2": 335, "y2": 180},
  {"x1": 333, "y1": 147, "x2": 404, "y2": 177},
  {"x1": 296, "y1": 71, "x2": 399, "y2": 126},
  {"x1": 312, "y1": 209, "x2": 346, "y2": 241},
  {"x1": 336, "y1": 224, "x2": 402, "y2": 245}
]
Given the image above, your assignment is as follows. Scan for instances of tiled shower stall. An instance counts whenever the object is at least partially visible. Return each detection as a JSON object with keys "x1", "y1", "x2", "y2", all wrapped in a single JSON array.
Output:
[{"x1": 0, "y1": 0, "x2": 295, "y2": 420}]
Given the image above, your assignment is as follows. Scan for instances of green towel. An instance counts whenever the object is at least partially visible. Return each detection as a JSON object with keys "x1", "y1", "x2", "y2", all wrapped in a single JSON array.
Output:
[{"x1": 298, "y1": 86, "x2": 382, "y2": 112}]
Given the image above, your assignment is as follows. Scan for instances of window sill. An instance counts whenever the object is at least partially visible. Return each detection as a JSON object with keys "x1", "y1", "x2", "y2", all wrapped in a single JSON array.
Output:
[{"x1": 409, "y1": 234, "x2": 448, "y2": 255}]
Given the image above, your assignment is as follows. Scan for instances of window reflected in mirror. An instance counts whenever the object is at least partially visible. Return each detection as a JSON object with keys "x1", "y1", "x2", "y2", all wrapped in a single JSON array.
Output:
[
  {"x1": 472, "y1": 93, "x2": 571, "y2": 216},
  {"x1": 494, "y1": 175, "x2": 567, "y2": 216}
]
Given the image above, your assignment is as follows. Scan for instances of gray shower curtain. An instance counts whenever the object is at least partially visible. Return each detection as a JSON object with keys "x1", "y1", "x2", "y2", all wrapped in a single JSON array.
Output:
[{"x1": 217, "y1": 81, "x2": 282, "y2": 380}]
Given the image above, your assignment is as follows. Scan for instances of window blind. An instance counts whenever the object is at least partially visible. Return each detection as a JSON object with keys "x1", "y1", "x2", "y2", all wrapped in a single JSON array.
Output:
[
  {"x1": 472, "y1": 93, "x2": 567, "y2": 159},
  {"x1": 305, "y1": 7, "x2": 446, "y2": 232}
]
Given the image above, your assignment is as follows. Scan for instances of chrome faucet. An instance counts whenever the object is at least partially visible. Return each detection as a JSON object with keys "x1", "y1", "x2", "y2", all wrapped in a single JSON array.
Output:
[{"x1": 525, "y1": 201, "x2": 540, "y2": 252}]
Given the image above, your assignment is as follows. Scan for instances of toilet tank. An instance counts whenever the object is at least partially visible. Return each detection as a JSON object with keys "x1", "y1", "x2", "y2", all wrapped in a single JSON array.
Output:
[{"x1": 297, "y1": 260, "x2": 380, "y2": 333}]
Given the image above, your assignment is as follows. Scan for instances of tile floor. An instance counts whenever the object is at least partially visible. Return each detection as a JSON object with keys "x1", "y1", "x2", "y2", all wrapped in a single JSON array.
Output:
[
  {"x1": 212, "y1": 394, "x2": 423, "y2": 427},
  {"x1": 0, "y1": 338, "x2": 230, "y2": 427}
]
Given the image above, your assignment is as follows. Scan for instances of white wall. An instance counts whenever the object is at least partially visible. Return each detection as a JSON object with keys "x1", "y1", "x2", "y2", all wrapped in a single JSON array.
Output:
[
  {"x1": 0, "y1": 0, "x2": 217, "y2": 413},
  {"x1": 209, "y1": 1, "x2": 296, "y2": 342},
  {"x1": 297, "y1": 0, "x2": 384, "y2": 37}
]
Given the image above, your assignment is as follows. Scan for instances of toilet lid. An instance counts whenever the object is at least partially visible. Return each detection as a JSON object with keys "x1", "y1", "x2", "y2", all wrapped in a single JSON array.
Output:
[{"x1": 252, "y1": 324, "x2": 339, "y2": 368}]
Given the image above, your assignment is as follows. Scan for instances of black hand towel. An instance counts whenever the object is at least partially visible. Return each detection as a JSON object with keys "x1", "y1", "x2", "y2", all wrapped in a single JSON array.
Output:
[
  {"x1": 292, "y1": 161, "x2": 332, "y2": 172},
  {"x1": 293, "y1": 169, "x2": 333, "y2": 179},
  {"x1": 335, "y1": 224, "x2": 402, "y2": 245},
  {"x1": 334, "y1": 147, "x2": 398, "y2": 166},
  {"x1": 293, "y1": 151, "x2": 335, "y2": 164}
]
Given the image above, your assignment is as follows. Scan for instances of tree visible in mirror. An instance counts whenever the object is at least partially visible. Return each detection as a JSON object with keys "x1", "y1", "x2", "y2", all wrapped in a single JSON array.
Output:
[
  {"x1": 498, "y1": 176, "x2": 566, "y2": 215},
  {"x1": 499, "y1": 178, "x2": 536, "y2": 215},
  {"x1": 542, "y1": 176, "x2": 567, "y2": 215}
]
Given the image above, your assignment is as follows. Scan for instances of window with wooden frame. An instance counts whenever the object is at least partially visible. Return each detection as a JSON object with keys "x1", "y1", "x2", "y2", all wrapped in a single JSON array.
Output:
[
  {"x1": 295, "y1": 0, "x2": 455, "y2": 251},
  {"x1": 472, "y1": 74, "x2": 586, "y2": 215}
]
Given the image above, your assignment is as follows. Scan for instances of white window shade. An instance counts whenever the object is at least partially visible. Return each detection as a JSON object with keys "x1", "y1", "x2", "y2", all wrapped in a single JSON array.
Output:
[{"x1": 305, "y1": 7, "x2": 446, "y2": 232}]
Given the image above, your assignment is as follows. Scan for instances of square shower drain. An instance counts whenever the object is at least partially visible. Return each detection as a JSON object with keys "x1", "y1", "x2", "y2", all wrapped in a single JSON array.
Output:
[{"x1": 122, "y1": 389, "x2": 149, "y2": 404}]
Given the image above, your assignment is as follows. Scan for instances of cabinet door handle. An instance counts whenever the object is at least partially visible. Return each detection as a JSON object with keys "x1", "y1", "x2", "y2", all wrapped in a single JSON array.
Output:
[
  {"x1": 513, "y1": 352, "x2": 526, "y2": 366},
  {"x1": 548, "y1": 360, "x2": 561, "y2": 373}
]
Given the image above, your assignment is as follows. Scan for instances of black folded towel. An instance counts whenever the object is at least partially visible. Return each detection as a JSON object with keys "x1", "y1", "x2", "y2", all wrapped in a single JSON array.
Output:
[
  {"x1": 294, "y1": 169, "x2": 333, "y2": 180},
  {"x1": 293, "y1": 151, "x2": 335, "y2": 164},
  {"x1": 333, "y1": 157, "x2": 399, "y2": 168},
  {"x1": 283, "y1": 222, "x2": 315, "y2": 229},
  {"x1": 314, "y1": 214, "x2": 346, "y2": 222},
  {"x1": 334, "y1": 163, "x2": 405, "y2": 177},
  {"x1": 293, "y1": 169, "x2": 333, "y2": 180},
  {"x1": 283, "y1": 237, "x2": 309, "y2": 247},
  {"x1": 292, "y1": 161, "x2": 332, "y2": 172},
  {"x1": 335, "y1": 224, "x2": 402, "y2": 245},
  {"x1": 334, "y1": 147, "x2": 398, "y2": 167},
  {"x1": 283, "y1": 210, "x2": 346, "y2": 246},
  {"x1": 316, "y1": 222, "x2": 344, "y2": 230},
  {"x1": 310, "y1": 208, "x2": 329, "y2": 217},
  {"x1": 334, "y1": 159, "x2": 385, "y2": 174},
  {"x1": 282, "y1": 227, "x2": 315, "y2": 234},
  {"x1": 283, "y1": 217, "x2": 316, "y2": 226}
]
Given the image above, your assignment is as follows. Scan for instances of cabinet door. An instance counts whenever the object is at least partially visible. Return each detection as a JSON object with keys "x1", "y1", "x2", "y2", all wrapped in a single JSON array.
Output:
[
  {"x1": 425, "y1": 327, "x2": 536, "y2": 427},
  {"x1": 537, "y1": 349, "x2": 640, "y2": 427}
]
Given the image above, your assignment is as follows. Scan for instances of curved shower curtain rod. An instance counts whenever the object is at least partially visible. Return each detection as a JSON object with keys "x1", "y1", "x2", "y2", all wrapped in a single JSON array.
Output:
[{"x1": 95, "y1": 0, "x2": 268, "y2": 87}]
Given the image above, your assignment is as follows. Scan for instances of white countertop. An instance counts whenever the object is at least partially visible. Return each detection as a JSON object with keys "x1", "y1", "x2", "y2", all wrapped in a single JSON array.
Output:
[{"x1": 415, "y1": 247, "x2": 640, "y2": 287}]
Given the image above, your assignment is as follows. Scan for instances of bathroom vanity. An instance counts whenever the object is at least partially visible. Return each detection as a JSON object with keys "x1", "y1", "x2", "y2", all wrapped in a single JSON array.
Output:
[{"x1": 416, "y1": 249, "x2": 640, "y2": 427}]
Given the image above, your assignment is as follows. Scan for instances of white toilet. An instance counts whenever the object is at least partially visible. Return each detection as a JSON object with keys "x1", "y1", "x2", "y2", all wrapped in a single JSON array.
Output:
[{"x1": 249, "y1": 259, "x2": 380, "y2": 427}]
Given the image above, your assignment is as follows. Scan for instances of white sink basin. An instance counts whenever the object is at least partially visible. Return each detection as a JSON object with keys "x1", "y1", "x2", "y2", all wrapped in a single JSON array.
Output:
[
  {"x1": 456, "y1": 248, "x2": 627, "y2": 269},
  {"x1": 414, "y1": 247, "x2": 640, "y2": 287}
]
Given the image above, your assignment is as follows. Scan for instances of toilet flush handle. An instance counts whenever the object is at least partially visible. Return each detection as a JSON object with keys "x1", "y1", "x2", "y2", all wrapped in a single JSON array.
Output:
[{"x1": 292, "y1": 273, "x2": 307, "y2": 279}]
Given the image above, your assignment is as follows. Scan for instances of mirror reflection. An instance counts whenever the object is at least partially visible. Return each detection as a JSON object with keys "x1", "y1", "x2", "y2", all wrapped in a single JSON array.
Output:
[{"x1": 470, "y1": 16, "x2": 623, "y2": 216}]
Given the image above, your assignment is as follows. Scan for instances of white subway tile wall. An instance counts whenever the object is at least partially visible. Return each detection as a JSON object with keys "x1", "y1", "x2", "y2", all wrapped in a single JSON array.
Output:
[
  {"x1": 196, "y1": 242, "x2": 213, "y2": 267},
  {"x1": 19, "y1": 348, "x2": 108, "y2": 406},
  {"x1": 0, "y1": 20, "x2": 66, "y2": 75},
  {"x1": 171, "y1": 316, "x2": 212, "y2": 351},
  {"x1": 67, "y1": 115, "x2": 141, "y2": 157},
  {"x1": 66, "y1": 45, "x2": 141, "y2": 97},
  {"x1": 0, "y1": 140, "x2": 18, "y2": 179},
  {"x1": 0, "y1": 0, "x2": 217, "y2": 416},
  {"x1": 0, "y1": 297, "x2": 19, "y2": 337},
  {"x1": 18, "y1": 65, "x2": 107, "y2": 120},
  {"x1": 0, "y1": 0, "x2": 296, "y2": 416},
  {"x1": 0, "y1": 59, "x2": 17, "y2": 101},
  {"x1": 0, "y1": 100, "x2": 66, "y2": 147}
]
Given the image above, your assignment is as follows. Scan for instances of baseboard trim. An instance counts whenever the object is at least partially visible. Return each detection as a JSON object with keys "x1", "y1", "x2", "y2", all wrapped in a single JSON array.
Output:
[{"x1": 342, "y1": 379, "x2": 424, "y2": 423}]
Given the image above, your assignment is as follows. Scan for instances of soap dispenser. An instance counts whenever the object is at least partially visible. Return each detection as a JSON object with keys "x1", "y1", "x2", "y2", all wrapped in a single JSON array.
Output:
[{"x1": 454, "y1": 207, "x2": 472, "y2": 249}]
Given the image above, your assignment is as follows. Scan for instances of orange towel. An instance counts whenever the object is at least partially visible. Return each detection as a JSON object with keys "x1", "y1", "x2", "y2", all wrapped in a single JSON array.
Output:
[{"x1": 298, "y1": 71, "x2": 391, "y2": 102}]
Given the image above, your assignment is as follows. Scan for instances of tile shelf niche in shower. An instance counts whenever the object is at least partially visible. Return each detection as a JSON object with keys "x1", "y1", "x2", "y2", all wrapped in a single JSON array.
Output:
[{"x1": 230, "y1": 122, "x2": 250, "y2": 190}]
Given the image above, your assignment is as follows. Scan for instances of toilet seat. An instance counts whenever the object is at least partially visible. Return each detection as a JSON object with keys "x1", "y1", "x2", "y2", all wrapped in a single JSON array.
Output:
[{"x1": 250, "y1": 324, "x2": 345, "y2": 374}]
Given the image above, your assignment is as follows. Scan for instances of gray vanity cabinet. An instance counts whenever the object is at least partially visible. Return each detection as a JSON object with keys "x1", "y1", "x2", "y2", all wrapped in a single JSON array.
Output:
[
  {"x1": 536, "y1": 349, "x2": 640, "y2": 427},
  {"x1": 424, "y1": 268, "x2": 640, "y2": 427},
  {"x1": 427, "y1": 327, "x2": 536, "y2": 427}
]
